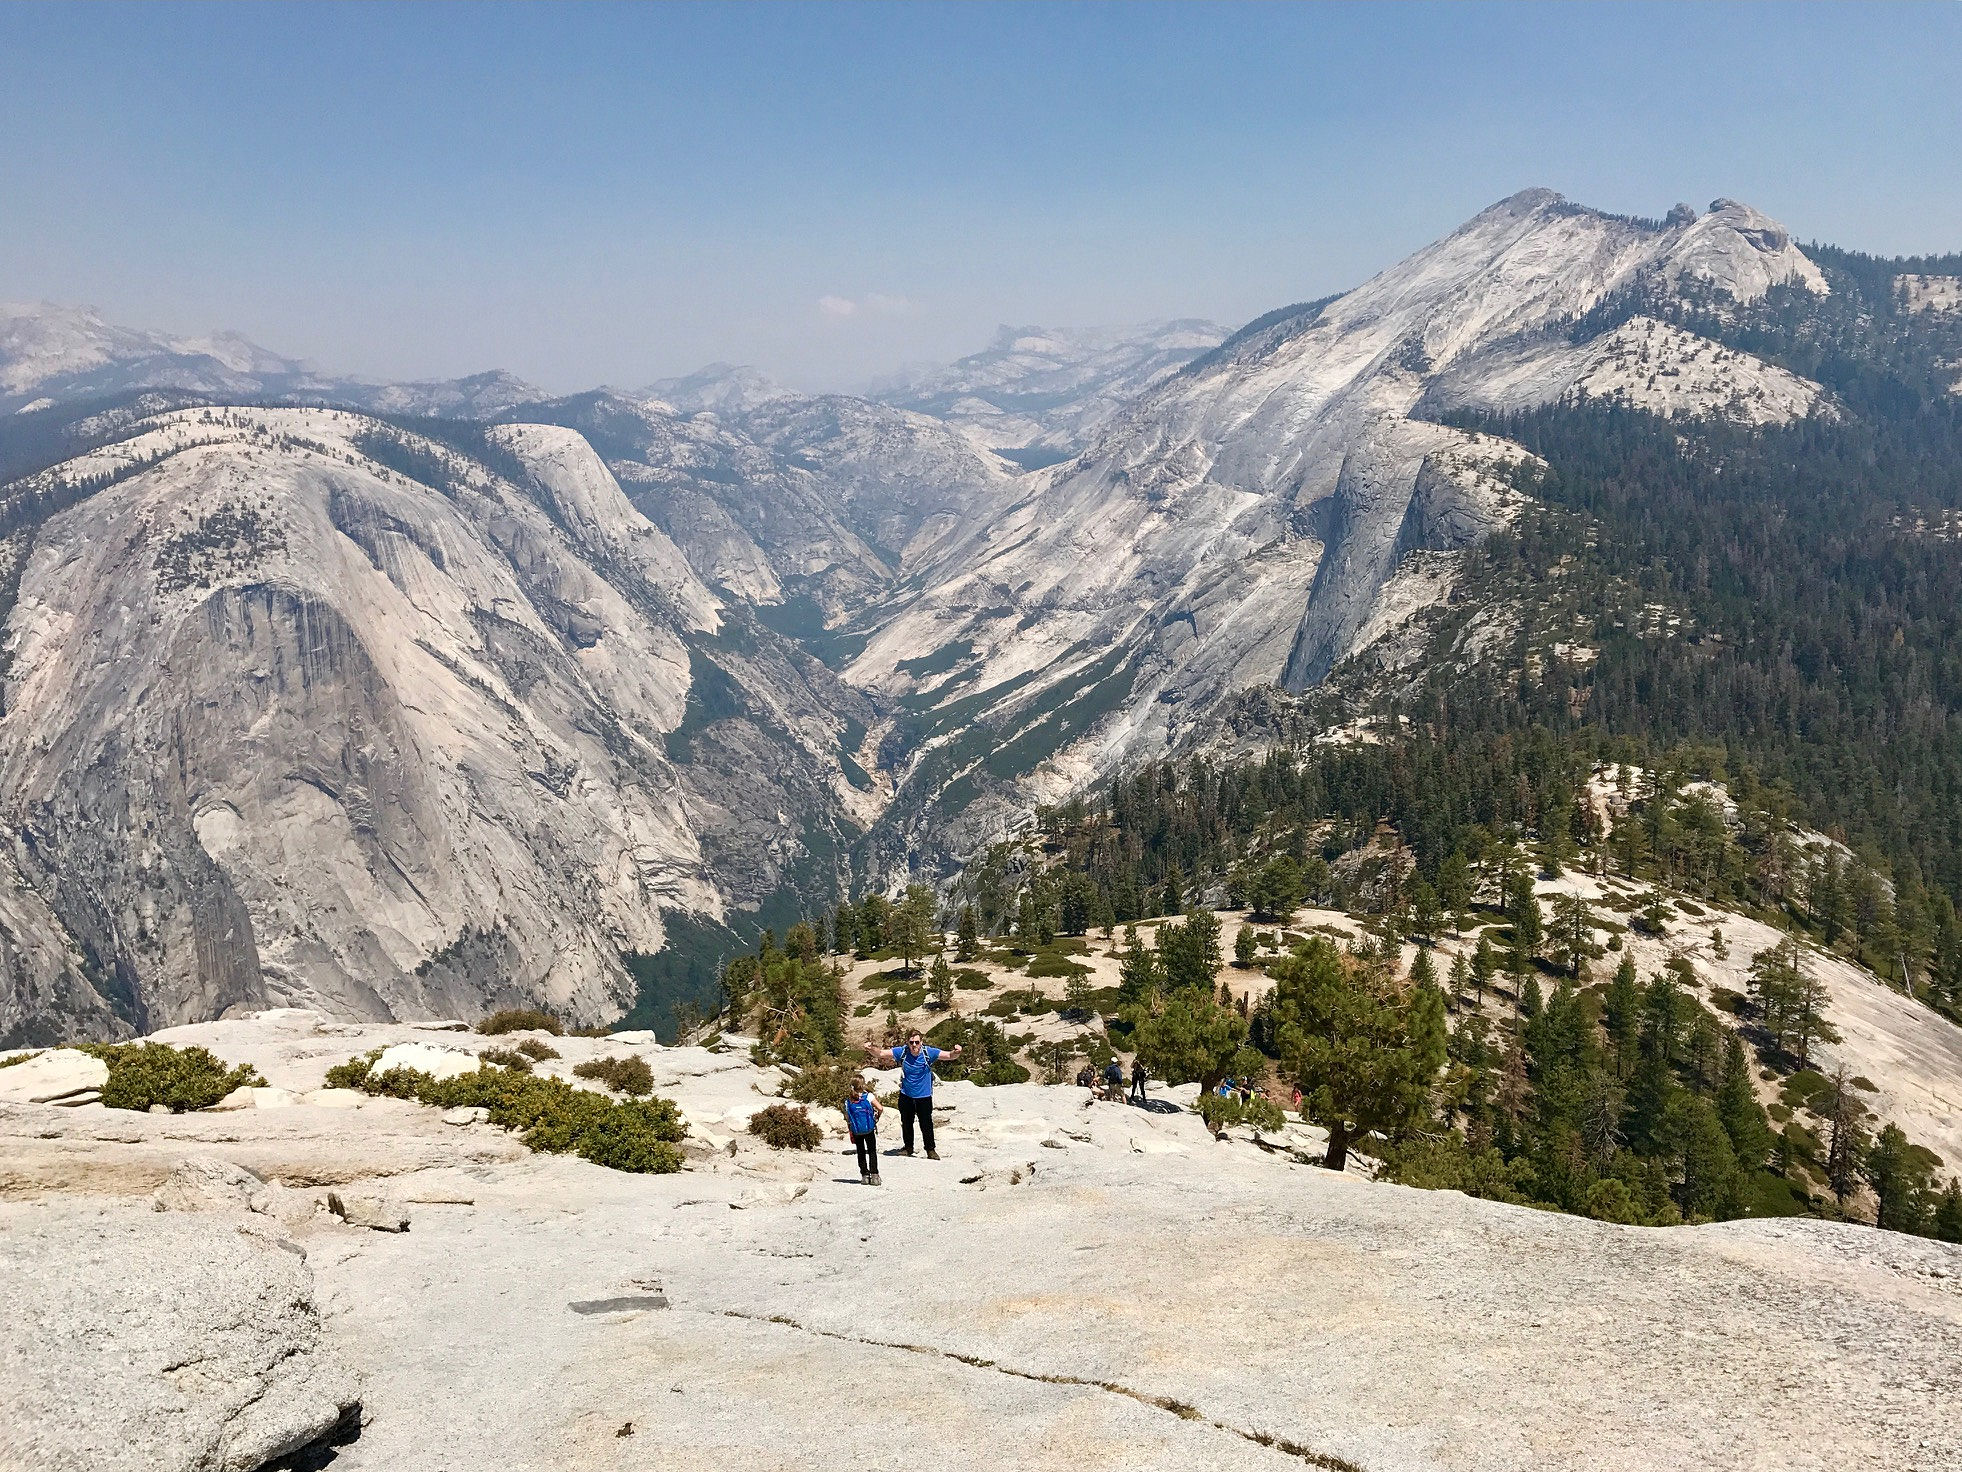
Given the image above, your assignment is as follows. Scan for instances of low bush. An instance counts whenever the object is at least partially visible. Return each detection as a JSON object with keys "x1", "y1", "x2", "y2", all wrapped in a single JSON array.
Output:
[
  {"x1": 324, "y1": 1049, "x2": 381, "y2": 1089},
  {"x1": 572, "y1": 1055, "x2": 654, "y2": 1096},
  {"x1": 515, "y1": 1038, "x2": 561, "y2": 1062},
  {"x1": 780, "y1": 1058, "x2": 856, "y2": 1107},
  {"x1": 1026, "y1": 951, "x2": 1091, "y2": 979},
  {"x1": 1198, "y1": 1092, "x2": 1288, "y2": 1134},
  {"x1": 953, "y1": 970, "x2": 993, "y2": 990},
  {"x1": 477, "y1": 1008, "x2": 563, "y2": 1036},
  {"x1": 78, "y1": 1042, "x2": 263, "y2": 1113},
  {"x1": 336, "y1": 1056, "x2": 684, "y2": 1171},
  {"x1": 748, "y1": 1103, "x2": 822, "y2": 1150},
  {"x1": 479, "y1": 1046, "x2": 534, "y2": 1071},
  {"x1": 925, "y1": 1015, "x2": 1030, "y2": 1085}
]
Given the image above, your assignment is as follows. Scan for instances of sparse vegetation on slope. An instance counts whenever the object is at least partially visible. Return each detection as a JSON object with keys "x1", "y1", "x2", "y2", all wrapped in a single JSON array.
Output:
[{"x1": 328, "y1": 1051, "x2": 685, "y2": 1173}]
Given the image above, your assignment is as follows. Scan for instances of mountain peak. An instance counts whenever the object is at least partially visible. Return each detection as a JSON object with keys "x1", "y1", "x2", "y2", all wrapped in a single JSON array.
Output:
[{"x1": 638, "y1": 362, "x2": 792, "y2": 414}]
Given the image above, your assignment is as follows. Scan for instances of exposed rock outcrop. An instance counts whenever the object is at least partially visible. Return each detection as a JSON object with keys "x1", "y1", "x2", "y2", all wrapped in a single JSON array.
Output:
[
  {"x1": 0, "y1": 1197, "x2": 358, "y2": 1472},
  {"x1": 0, "y1": 1011, "x2": 1956, "y2": 1472}
]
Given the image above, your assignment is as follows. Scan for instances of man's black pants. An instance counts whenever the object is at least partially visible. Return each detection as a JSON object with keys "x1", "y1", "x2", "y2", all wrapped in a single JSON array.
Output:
[{"x1": 897, "y1": 1093, "x2": 935, "y2": 1153}]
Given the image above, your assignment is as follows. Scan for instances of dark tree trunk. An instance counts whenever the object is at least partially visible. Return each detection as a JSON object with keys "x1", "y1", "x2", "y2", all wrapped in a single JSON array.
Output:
[{"x1": 1324, "y1": 1119, "x2": 1351, "y2": 1171}]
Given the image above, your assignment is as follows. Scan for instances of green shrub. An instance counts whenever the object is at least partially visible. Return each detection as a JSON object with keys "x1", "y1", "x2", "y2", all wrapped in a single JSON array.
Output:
[
  {"x1": 477, "y1": 1008, "x2": 563, "y2": 1036},
  {"x1": 781, "y1": 1058, "x2": 857, "y2": 1107},
  {"x1": 341, "y1": 1058, "x2": 685, "y2": 1172},
  {"x1": 1379, "y1": 1136, "x2": 1534, "y2": 1205},
  {"x1": 572, "y1": 1055, "x2": 654, "y2": 1096},
  {"x1": 1026, "y1": 951, "x2": 1090, "y2": 979},
  {"x1": 924, "y1": 1015, "x2": 1030, "y2": 1086},
  {"x1": 1198, "y1": 1093, "x2": 1288, "y2": 1134},
  {"x1": 953, "y1": 970, "x2": 993, "y2": 990},
  {"x1": 515, "y1": 1038, "x2": 561, "y2": 1062},
  {"x1": 78, "y1": 1042, "x2": 263, "y2": 1113},
  {"x1": 0, "y1": 1050, "x2": 42, "y2": 1069},
  {"x1": 479, "y1": 1046, "x2": 533, "y2": 1071},
  {"x1": 748, "y1": 1103, "x2": 822, "y2": 1150},
  {"x1": 324, "y1": 1049, "x2": 382, "y2": 1089},
  {"x1": 579, "y1": 1100, "x2": 689, "y2": 1171}
]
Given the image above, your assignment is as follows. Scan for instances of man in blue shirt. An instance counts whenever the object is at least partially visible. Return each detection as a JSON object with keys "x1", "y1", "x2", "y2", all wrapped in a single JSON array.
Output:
[{"x1": 875, "y1": 1030, "x2": 962, "y2": 1159}]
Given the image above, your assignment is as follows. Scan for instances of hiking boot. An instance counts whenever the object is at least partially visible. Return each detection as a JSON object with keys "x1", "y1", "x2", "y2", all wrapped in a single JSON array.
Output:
[
  {"x1": 859, "y1": 1170, "x2": 870, "y2": 1184},
  {"x1": 899, "y1": 1147, "x2": 916, "y2": 1156},
  {"x1": 926, "y1": 1149, "x2": 941, "y2": 1161},
  {"x1": 870, "y1": 1173, "x2": 882, "y2": 1186}
]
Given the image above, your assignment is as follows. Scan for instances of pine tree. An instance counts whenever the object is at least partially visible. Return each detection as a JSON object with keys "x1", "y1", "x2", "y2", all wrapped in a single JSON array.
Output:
[
  {"x1": 1410, "y1": 878, "x2": 1443, "y2": 943},
  {"x1": 1551, "y1": 891, "x2": 1593, "y2": 977},
  {"x1": 1064, "y1": 970, "x2": 1093, "y2": 1018},
  {"x1": 1126, "y1": 985, "x2": 1246, "y2": 1103},
  {"x1": 1409, "y1": 964, "x2": 1448, "y2": 1079},
  {"x1": 1271, "y1": 938, "x2": 1435, "y2": 1172},
  {"x1": 1437, "y1": 850, "x2": 1473, "y2": 931},
  {"x1": 1664, "y1": 1093, "x2": 1742, "y2": 1221},
  {"x1": 890, "y1": 884, "x2": 936, "y2": 975},
  {"x1": 1825, "y1": 1068, "x2": 1869, "y2": 1206},
  {"x1": 1448, "y1": 951, "x2": 1471, "y2": 1011},
  {"x1": 1934, "y1": 1179, "x2": 1962, "y2": 1243},
  {"x1": 1604, "y1": 952, "x2": 1640, "y2": 1078},
  {"x1": 929, "y1": 952, "x2": 954, "y2": 1011},
  {"x1": 1471, "y1": 934, "x2": 1497, "y2": 1005},
  {"x1": 1233, "y1": 925, "x2": 1258, "y2": 968},
  {"x1": 1864, "y1": 1123, "x2": 1936, "y2": 1233},
  {"x1": 1117, "y1": 926, "x2": 1161, "y2": 1006},
  {"x1": 1160, "y1": 908, "x2": 1223, "y2": 993},
  {"x1": 1713, "y1": 1033, "x2": 1772, "y2": 1173},
  {"x1": 1509, "y1": 875, "x2": 1544, "y2": 960},
  {"x1": 955, "y1": 904, "x2": 980, "y2": 962}
]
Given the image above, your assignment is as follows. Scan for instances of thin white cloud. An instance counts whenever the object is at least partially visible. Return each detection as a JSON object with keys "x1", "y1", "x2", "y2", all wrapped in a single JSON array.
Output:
[{"x1": 818, "y1": 293, "x2": 914, "y2": 321}]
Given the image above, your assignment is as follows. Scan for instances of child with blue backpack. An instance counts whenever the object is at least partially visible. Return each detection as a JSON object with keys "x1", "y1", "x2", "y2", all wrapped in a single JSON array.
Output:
[{"x1": 844, "y1": 1076, "x2": 884, "y2": 1185}]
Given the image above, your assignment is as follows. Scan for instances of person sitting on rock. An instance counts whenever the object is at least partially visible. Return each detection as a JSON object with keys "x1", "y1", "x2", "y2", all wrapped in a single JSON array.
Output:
[
  {"x1": 871, "y1": 1031, "x2": 961, "y2": 1159},
  {"x1": 1075, "y1": 1063, "x2": 1096, "y2": 1089},
  {"x1": 844, "y1": 1077, "x2": 883, "y2": 1186}
]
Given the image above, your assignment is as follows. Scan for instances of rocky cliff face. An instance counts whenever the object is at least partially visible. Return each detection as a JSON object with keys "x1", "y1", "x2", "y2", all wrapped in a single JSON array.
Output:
[
  {"x1": 0, "y1": 407, "x2": 868, "y2": 1043},
  {"x1": 851, "y1": 193, "x2": 1834, "y2": 837}
]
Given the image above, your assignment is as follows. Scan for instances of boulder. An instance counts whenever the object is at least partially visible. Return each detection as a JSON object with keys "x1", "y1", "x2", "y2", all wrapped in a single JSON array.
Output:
[
  {"x1": 151, "y1": 1155, "x2": 273, "y2": 1216},
  {"x1": 370, "y1": 1043, "x2": 481, "y2": 1081},
  {"x1": 0, "y1": 1048, "x2": 108, "y2": 1105},
  {"x1": 0, "y1": 1200, "x2": 357, "y2": 1472},
  {"x1": 209, "y1": 1085, "x2": 300, "y2": 1112},
  {"x1": 441, "y1": 1106, "x2": 489, "y2": 1126},
  {"x1": 326, "y1": 1192, "x2": 409, "y2": 1233}
]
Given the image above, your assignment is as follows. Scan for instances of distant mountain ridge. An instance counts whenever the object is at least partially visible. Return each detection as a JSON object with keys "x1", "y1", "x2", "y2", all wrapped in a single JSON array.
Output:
[
  {"x1": 0, "y1": 301, "x2": 545, "y2": 418},
  {"x1": 4, "y1": 188, "x2": 1959, "y2": 1041},
  {"x1": 868, "y1": 318, "x2": 1230, "y2": 456}
]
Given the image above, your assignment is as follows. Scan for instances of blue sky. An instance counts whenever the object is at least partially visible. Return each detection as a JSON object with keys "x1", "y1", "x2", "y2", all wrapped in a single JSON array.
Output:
[{"x1": 3, "y1": 1, "x2": 1957, "y2": 391}]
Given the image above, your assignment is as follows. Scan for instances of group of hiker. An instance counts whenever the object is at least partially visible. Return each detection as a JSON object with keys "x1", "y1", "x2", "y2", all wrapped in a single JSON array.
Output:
[
  {"x1": 1076, "y1": 1056, "x2": 1150, "y2": 1105},
  {"x1": 839, "y1": 1031, "x2": 1155, "y2": 1185},
  {"x1": 841, "y1": 1031, "x2": 963, "y2": 1185}
]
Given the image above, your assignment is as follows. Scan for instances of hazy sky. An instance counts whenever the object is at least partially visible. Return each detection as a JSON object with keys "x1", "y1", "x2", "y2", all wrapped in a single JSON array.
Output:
[{"x1": 3, "y1": 1, "x2": 1958, "y2": 392}]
